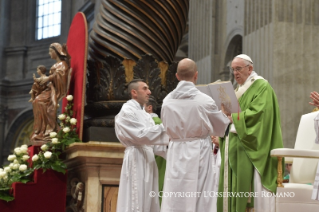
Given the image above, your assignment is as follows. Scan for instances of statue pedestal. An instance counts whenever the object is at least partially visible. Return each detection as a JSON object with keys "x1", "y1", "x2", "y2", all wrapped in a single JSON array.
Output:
[{"x1": 64, "y1": 141, "x2": 124, "y2": 212}]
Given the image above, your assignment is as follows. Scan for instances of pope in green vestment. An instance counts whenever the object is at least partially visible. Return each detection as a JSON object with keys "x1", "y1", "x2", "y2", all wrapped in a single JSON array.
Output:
[
  {"x1": 152, "y1": 114, "x2": 166, "y2": 205},
  {"x1": 217, "y1": 54, "x2": 284, "y2": 212}
]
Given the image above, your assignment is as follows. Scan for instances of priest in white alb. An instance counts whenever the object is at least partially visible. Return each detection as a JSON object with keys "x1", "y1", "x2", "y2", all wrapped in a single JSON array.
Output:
[
  {"x1": 115, "y1": 79, "x2": 169, "y2": 212},
  {"x1": 160, "y1": 58, "x2": 231, "y2": 212}
]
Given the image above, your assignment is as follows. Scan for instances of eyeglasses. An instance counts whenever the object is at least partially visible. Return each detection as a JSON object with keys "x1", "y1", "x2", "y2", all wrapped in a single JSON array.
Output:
[{"x1": 230, "y1": 64, "x2": 249, "y2": 73}]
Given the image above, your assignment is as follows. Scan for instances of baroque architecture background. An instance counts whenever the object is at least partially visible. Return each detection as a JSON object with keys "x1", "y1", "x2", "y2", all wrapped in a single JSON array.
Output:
[{"x1": 0, "y1": 0, "x2": 318, "y2": 165}]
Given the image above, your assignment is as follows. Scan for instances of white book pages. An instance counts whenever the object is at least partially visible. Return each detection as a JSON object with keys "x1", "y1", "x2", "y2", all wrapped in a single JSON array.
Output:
[{"x1": 196, "y1": 81, "x2": 241, "y2": 113}]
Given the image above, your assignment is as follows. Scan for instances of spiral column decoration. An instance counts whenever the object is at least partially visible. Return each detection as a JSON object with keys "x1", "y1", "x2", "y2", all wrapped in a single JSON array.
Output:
[{"x1": 85, "y1": 0, "x2": 189, "y2": 141}]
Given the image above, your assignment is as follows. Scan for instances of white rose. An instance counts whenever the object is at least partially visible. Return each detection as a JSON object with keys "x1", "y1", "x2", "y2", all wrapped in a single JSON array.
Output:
[
  {"x1": 66, "y1": 95, "x2": 73, "y2": 101},
  {"x1": 3, "y1": 175, "x2": 8, "y2": 181},
  {"x1": 65, "y1": 116, "x2": 70, "y2": 123},
  {"x1": 58, "y1": 114, "x2": 66, "y2": 120},
  {"x1": 32, "y1": 154, "x2": 39, "y2": 161},
  {"x1": 4, "y1": 167, "x2": 11, "y2": 173},
  {"x1": 8, "y1": 154, "x2": 16, "y2": 161},
  {"x1": 0, "y1": 171, "x2": 6, "y2": 178},
  {"x1": 12, "y1": 164, "x2": 19, "y2": 170},
  {"x1": 19, "y1": 164, "x2": 27, "y2": 172},
  {"x1": 13, "y1": 159, "x2": 19, "y2": 164},
  {"x1": 52, "y1": 138, "x2": 59, "y2": 144},
  {"x1": 9, "y1": 163, "x2": 14, "y2": 168},
  {"x1": 50, "y1": 132, "x2": 57, "y2": 137},
  {"x1": 0, "y1": 168, "x2": 3, "y2": 172},
  {"x1": 70, "y1": 118, "x2": 77, "y2": 125},
  {"x1": 20, "y1": 145, "x2": 28, "y2": 153},
  {"x1": 22, "y1": 155, "x2": 30, "y2": 161},
  {"x1": 63, "y1": 127, "x2": 70, "y2": 133},
  {"x1": 44, "y1": 151, "x2": 52, "y2": 159},
  {"x1": 21, "y1": 144, "x2": 28, "y2": 149},
  {"x1": 41, "y1": 144, "x2": 48, "y2": 151},
  {"x1": 14, "y1": 147, "x2": 22, "y2": 155}
]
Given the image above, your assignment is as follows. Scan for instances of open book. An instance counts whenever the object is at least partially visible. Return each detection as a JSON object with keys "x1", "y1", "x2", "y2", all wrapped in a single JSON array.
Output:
[{"x1": 196, "y1": 81, "x2": 241, "y2": 113}]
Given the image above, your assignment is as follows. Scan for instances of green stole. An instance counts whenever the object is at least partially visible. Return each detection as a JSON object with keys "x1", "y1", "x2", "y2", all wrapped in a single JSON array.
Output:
[
  {"x1": 152, "y1": 116, "x2": 166, "y2": 205},
  {"x1": 217, "y1": 79, "x2": 284, "y2": 212}
]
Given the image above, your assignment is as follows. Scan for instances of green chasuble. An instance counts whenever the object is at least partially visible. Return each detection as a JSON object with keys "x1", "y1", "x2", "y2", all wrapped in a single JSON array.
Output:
[
  {"x1": 152, "y1": 116, "x2": 166, "y2": 205},
  {"x1": 153, "y1": 116, "x2": 162, "y2": 125},
  {"x1": 217, "y1": 79, "x2": 284, "y2": 212}
]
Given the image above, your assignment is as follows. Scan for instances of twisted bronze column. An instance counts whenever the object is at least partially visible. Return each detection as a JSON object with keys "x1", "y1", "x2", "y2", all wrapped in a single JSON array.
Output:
[{"x1": 85, "y1": 0, "x2": 189, "y2": 141}]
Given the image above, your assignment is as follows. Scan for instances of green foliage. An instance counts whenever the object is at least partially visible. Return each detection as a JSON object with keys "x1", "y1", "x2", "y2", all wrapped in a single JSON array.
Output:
[{"x1": 0, "y1": 190, "x2": 14, "y2": 202}]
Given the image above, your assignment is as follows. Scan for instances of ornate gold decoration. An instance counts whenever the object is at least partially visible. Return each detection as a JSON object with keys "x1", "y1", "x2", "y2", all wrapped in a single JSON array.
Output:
[
  {"x1": 122, "y1": 59, "x2": 136, "y2": 83},
  {"x1": 158, "y1": 61, "x2": 169, "y2": 86},
  {"x1": 277, "y1": 157, "x2": 284, "y2": 187}
]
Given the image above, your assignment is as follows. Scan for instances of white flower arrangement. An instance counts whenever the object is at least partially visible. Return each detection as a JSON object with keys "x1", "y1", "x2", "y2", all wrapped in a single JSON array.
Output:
[
  {"x1": 43, "y1": 151, "x2": 52, "y2": 159},
  {"x1": 4, "y1": 167, "x2": 11, "y2": 173},
  {"x1": 40, "y1": 144, "x2": 48, "y2": 151},
  {"x1": 50, "y1": 132, "x2": 57, "y2": 138},
  {"x1": 14, "y1": 148, "x2": 22, "y2": 155},
  {"x1": 52, "y1": 138, "x2": 59, "y2": 144},
  {"x1": 19, "y1": 165, "x2": 27, "y2": 172},
  {"x1": 32, "y1": 154, "x2": 39, "y2": 162},
  {"x1": 47, "y1": 94, "x2": 81, "y2": 152},
  {"x1": 0, "y1": 144, "x2": 33, "y2": 202},
  {"x1": 22, "y1": 155, "x2": 30, "y2": 161},
  {"x1": 7, "y1": 155, "x2": 16, "y2": 161},
  {"x1": 20, "y1": 145, "x2": 28, "y2": 153},
  {"x1": 0, "y1": 95, "x2": 81, "y2": 202},
  {"x1": 63, "y1": 127, "x2": 70, "y2": 133},
  {"x1": 70, "y1": 118, "x2": 77, "y2": 125},
  {"x1": 58, "y1": 114, "x2": 66, "y2": 120},
  {"x1": 66, "y1": 95, "x2": 73, "y2": 101}
]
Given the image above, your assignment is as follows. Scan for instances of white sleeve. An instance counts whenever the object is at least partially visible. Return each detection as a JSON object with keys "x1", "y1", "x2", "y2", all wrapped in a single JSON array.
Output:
[
  {"x1": 201, "y1": 100, "x2": 230, "y2": 137},
  {"x1": 115, "y1": 112, "x2": 169, "y2": 146},
  {"x1": 153, "y1": 144, "x2": 168, "y2": 159}
]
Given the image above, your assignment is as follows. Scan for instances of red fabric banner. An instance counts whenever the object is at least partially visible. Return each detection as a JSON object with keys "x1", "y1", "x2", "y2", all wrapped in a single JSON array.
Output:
[{"x1": 63, "y1": 12, "x2": 88, "y2": 140}]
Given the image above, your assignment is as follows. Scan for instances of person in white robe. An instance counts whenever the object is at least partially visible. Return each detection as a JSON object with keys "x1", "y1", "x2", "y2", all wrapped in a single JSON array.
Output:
[
  {"x1": 160, "y1": 58, "x2": 230, "y2": 212},
  {"x1": 309, "y1": 91, "x2": 319, "y2": 200},
  {"x1": 115, "y1": 79, "x2": 169, "y2": 212}
]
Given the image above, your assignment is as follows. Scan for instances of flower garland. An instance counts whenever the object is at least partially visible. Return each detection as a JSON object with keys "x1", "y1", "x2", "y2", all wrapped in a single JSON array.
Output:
[{"x1": 0, "y1": 95, "x2": 81, "y2": 202}]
